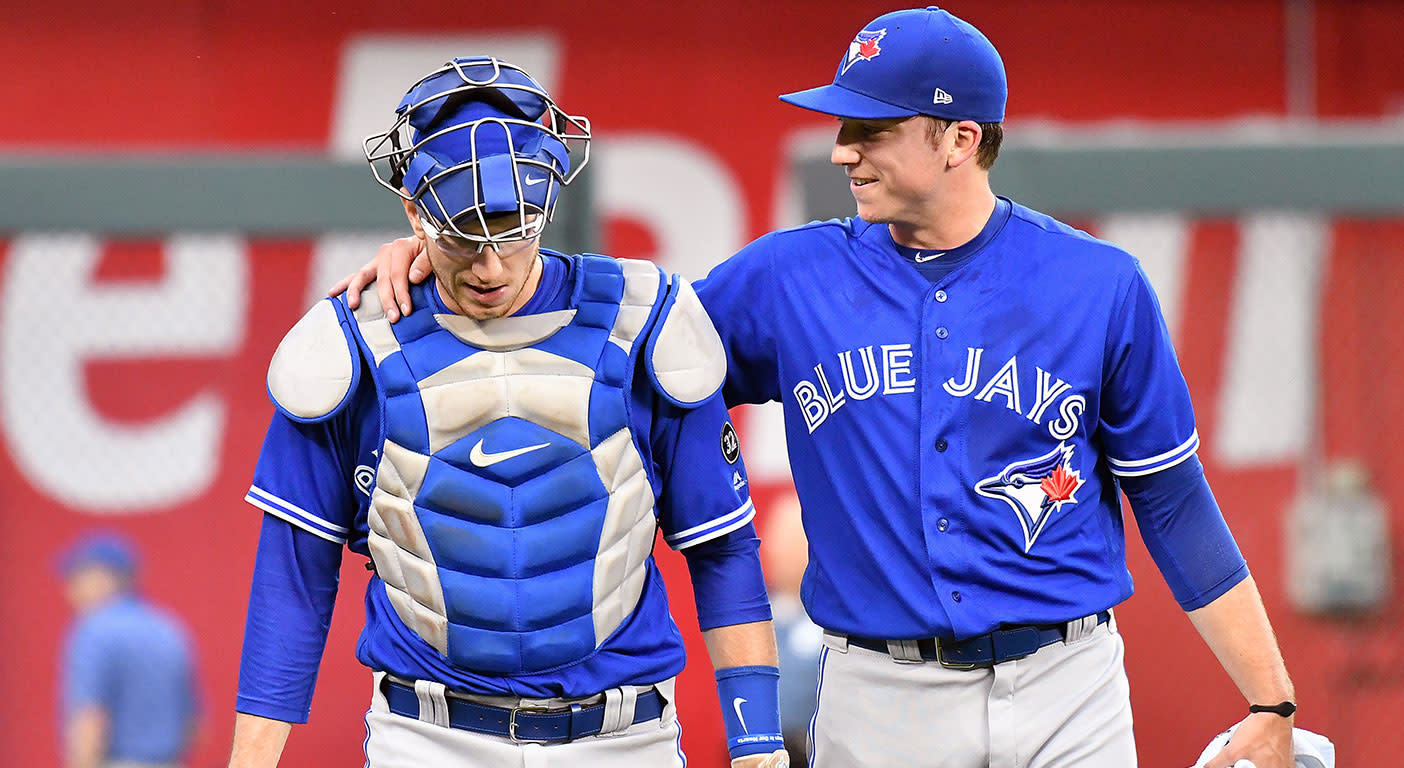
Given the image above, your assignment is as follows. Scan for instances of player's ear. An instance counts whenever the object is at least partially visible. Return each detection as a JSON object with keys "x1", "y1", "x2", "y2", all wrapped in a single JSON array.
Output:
[
  {"x1": 401, "y1": 198, "x2": 427, "y2": 241},
  {"x1": 947, "y1": 120, "x2": 983, "y2": 169}
]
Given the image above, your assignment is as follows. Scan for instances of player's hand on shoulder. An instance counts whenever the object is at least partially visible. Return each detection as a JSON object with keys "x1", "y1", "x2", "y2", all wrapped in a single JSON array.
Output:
[
  {"x1": 1201, "y1": 712, "x2": 1293, "y2": 768},
  {"x1": 732, "y1": 748, "x2": 790, "y2": 768},
  {"x1": 329, "y1": 236, "x2": 429, "y2": 322}
]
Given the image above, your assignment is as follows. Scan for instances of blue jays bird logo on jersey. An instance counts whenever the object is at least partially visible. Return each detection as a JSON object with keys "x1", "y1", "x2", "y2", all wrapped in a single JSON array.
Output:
[
  {"x1": 841, "y1": 29, "x2": 886, "y2": 74},
  {"x1": 976, "y1": 443, "x2": 1085, "y2": 552}
]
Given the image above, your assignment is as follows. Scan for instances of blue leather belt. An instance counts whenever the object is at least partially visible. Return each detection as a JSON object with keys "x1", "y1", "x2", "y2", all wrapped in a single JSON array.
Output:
[
  {"x1": 382, "y1": 678, "x2": 664, "y2": 743},
  {"x1": 845, "y1": 611, "x2": 1111, "y2": 669}
]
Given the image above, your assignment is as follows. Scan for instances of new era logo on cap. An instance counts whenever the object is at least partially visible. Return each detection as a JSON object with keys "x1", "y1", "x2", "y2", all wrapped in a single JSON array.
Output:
[
  {"x1": 933, "y1": 88, "x2": 953, "y2": 105},
  {"x1": 841, "y1": 28, "x2": 886, "y2": 74}
]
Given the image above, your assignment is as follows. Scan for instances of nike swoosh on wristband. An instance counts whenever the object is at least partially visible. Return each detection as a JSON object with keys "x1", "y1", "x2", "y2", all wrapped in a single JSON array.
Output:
[
  {"x1": 732, "y1": 697, "x2": 749, "y2": 732},
  {"x1": 469, "y1": 439, "x2": 550, "y2": 467}
]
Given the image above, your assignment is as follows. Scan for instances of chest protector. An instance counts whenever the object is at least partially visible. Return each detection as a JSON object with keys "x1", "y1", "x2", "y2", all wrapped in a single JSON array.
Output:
[{"x1": 352, "y1": 256, "x2": 666, "y2": 675}]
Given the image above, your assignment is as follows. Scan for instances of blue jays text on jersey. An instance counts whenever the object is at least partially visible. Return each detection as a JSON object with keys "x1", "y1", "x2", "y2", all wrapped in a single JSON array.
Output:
[
  {"x1": 793, "y1": 343, "x2": 1087, "y2": 441},
  {"x1": 697, "y1": 198, "x2": 1202, "y2": 641}
]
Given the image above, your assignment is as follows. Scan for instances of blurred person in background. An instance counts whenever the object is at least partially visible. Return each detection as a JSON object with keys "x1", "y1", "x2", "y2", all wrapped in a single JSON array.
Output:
[
  {"x1": 760, "y1": 492, "x2": 822, "y2": 768},
  {"x1": 59, "y1": 531, "x2": 201, "y2": 768}
]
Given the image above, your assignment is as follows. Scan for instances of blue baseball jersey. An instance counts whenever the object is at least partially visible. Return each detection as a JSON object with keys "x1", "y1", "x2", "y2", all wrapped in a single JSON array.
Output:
[
  {"x1": 244, "y1": 252, "x2": 758, "y2": 698},
  {"x1": 698, "y1": 199, "x2": 1201, "y2": 640},
  {"x1": 62, "y1": 595, "x2": 199, "y2": 762}
]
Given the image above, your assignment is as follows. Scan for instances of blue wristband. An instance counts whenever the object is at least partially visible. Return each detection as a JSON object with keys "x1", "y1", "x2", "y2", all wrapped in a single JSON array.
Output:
[{"x1": 715, "y1": 665, "x2": 785, "y2": 759}]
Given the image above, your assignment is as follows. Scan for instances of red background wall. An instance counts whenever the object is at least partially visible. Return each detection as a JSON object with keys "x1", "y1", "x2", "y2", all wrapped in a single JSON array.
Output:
[{"x1": 3, "y1": 1, "x2": 1403, "y2": 766}]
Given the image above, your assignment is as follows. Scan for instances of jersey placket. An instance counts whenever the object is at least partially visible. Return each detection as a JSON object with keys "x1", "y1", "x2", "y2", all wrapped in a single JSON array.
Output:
[{"x1": 918, "y1": 277, "x2": 967, "y2": 636}]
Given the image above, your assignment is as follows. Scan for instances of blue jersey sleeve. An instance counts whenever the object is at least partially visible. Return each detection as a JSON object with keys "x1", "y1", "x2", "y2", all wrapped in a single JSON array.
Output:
[
  {"x1": 1121, "y1": 456, "x2": 1248, "y2": 610},
  {"x1": 244, "y1": 404, "x2": 362, "y2": 544},
  {"x1": 235, "y1": 513, "x2": 344, "y2": 723},
  {"x1": 652, "y1": 386, "x2": 758, "y2": 550},
  {"x1": 237, "y1": 373, "x2": 371, "y2": 721},
  {"x1": 682, "y1": 526, "x2": 774, "y2": 630},
  {"x1": 1100, "y1": 263, "x2": 1200, "y2": 476},
  {"x1": 695, "y1": 234, "x2": 783, "y2": 407},
  {"x1": 62, "y1": 619, "x2": 108, "y2": 716}
]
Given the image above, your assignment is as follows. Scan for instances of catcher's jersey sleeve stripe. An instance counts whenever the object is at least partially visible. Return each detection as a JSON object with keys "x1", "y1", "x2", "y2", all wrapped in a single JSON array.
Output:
[
  {"x1": 245, "y1": 485, "x2": 348, "y2": 544},
  {"x1": 1106, "y1": 430, "x2": 1200, "y2": 477},
  {"x1": 665, "y1": 498, "x2": 756, "y2": 550}
]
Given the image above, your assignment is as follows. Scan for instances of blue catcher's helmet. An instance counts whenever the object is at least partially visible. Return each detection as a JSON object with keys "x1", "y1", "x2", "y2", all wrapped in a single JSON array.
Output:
[{"x1": 364, "y1": 57, "x2": 591, "y2": 246}]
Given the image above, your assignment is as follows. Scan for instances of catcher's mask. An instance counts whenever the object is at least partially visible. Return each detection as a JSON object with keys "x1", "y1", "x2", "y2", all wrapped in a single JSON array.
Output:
[{"x1": 364, "y1": 56, "x2": 591, "y2": 247}]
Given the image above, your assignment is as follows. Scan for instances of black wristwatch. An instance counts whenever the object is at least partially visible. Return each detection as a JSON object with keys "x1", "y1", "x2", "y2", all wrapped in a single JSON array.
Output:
[{"x1": 1248, "y1": 701, "x2": 1296, "y2": 718}]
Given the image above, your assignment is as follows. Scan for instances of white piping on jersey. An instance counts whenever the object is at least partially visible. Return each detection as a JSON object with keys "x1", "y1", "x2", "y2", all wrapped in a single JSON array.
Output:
[
  {"x1": 1106, "y1": 430, "x2": 1200, "y2": 477},
  {"x1": 666, "y1": 498, "x2": 756, "y2": 549},
  {"x1": 245, "y1": 486, "x2": 348, "y2": 544},
  {"x1": 245, "y1": 484, "x2": 350, "y2": 532}
]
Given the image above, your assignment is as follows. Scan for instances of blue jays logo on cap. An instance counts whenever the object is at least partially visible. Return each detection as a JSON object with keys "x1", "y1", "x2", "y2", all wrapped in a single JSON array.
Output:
[
  {"x1": 841, "y1": 28, "x2": 886, "y2": 75},
  {"x1": 976, "y1": 443, "x2": 1085, "y2": 552},
  {"x1": 778, "y1": 7, "x2": 1007, "y2": 123}
]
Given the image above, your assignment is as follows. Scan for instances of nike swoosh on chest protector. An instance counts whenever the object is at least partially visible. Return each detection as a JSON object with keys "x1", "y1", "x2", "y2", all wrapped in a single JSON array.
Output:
[{"x1": 469, "y1": 439, "x2": 550, "y2": 467}]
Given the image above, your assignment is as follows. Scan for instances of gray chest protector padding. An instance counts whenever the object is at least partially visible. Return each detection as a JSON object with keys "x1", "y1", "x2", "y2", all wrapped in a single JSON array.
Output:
[
  {"x1": 265, "y1": 299, "x2": 360, "y2": 422},
  {"x1": 646, "y1": 277, "x2": 727, "y2": 407}
]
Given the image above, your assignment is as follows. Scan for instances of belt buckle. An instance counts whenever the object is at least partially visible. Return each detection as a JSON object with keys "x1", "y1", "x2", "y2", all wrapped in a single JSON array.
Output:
[
  {"x1": 508, "y1": 705, "x2": 556, "y2": 743},
  {"x1": 934, "y1": 638, "x2": 978, "y2": 670}
]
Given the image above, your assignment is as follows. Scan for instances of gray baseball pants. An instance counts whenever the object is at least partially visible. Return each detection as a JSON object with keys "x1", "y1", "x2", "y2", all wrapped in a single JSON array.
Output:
[{"x1": 809, "y1": 616, "x2": 1135, "y2": 767}]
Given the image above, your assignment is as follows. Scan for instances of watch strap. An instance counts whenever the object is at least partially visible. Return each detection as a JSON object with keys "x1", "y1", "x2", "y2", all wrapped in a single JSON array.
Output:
[{"x1": 1248, "y1": 701, "x2": 1296, "y2": 718}]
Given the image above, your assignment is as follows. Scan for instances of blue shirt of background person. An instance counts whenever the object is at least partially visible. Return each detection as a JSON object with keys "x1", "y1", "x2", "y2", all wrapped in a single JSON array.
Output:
[{"x1": 59, "y1": 532, "x2": 200, "y2": 768}]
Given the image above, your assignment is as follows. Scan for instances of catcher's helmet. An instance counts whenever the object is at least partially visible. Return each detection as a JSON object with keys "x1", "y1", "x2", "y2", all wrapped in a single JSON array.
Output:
[{"x1": 364, "y1": 57, "x2": 591, "y2": 246}]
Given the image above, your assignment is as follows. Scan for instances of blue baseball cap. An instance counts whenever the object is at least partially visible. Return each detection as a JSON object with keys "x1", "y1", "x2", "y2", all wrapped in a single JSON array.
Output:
[
  {"x1": 58, "y1": 531, "x2": 138, "y2": 577},
  {"x1": 780, "y1": 7, "x2": 1006, "y2": 123}
]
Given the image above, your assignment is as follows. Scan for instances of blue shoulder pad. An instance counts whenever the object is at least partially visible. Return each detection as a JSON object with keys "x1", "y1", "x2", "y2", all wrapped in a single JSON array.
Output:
[
  {"x1": 266, "y1": 297, "x2": 361, "y2": 423},
  {"x1": 643, "y1": 274, "x2": 727, "y2": 408}
]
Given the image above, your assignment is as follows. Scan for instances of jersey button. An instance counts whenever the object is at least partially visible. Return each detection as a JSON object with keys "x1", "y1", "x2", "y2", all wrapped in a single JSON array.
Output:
[
  {"x1": 951, "y1": 591, "x2": 962, "y2": 602},
  {"x1": 935, "y1": 327, "x2": 949, "y2": 339},
  {"x1": 935, "y1": 438, "x2": 948, "y2": 452},
  {"x1": 935, "y1": 290, "x2": 948, "y2": 303},
  {"x1": 937, "y1": 518, "x2": 949, "y2": 532}
]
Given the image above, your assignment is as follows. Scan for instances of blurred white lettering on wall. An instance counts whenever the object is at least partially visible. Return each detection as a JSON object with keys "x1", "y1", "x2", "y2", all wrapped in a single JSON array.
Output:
[{"x1": 1, "y1": 234, "x2": 248, "y2": 511}]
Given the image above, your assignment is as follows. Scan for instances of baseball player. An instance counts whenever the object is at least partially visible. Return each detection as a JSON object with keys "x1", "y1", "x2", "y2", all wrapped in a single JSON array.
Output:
[
  {"x1": 230, "y1": 57, "x2": 788, "y2": 768},
  {"x1": 337, "y1": 9, "x2": 1298, "y2": 768}
]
